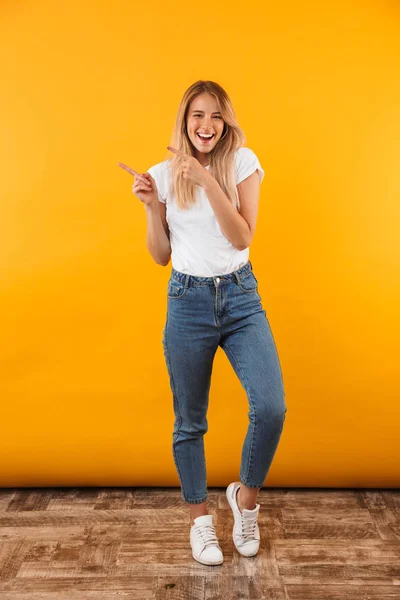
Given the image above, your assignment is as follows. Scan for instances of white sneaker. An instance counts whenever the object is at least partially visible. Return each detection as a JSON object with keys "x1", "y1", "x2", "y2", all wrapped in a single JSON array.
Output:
[
  {"x1": 190, "y1": 514, "x2": 224, "y2": 566},
  {"x1": 226, "y1": 481, "x2": 260, "y2": 557}
]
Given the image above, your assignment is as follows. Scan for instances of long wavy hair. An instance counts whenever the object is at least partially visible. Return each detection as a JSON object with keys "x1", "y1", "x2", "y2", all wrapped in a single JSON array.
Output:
[{"x1": 164, "y1": 80, "x2": 246, "y2": 211}]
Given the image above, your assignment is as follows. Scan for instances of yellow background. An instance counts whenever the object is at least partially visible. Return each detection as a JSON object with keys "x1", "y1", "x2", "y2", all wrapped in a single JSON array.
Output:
[{"x1": 1, "y1": 0, "x2": 399, "y2": 488}]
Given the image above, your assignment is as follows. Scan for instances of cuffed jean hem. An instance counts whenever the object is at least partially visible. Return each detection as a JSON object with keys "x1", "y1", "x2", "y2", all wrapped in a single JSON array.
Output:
[
  {"x1": 239, "y1": 479, "x2": 263, "y2": 488},
  {"x1": 182, "y1": 494, "x2": 208, "y2": 504}
]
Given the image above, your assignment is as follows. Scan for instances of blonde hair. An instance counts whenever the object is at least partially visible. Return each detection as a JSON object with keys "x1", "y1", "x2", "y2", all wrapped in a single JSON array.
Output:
[{"x1": 164, "y1": 80, "x2": 246, "y2": 211}]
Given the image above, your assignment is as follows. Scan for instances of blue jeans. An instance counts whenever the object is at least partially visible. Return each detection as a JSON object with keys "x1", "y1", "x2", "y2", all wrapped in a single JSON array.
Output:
[{"x1": 162, "y1": 260, "x2": 287, "y2": 504}]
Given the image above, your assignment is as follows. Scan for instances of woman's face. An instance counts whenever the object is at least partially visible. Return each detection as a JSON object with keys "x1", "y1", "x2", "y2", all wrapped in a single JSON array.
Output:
[{"x1": 186, "y1": 92, "x2": 225, "y2": 160}]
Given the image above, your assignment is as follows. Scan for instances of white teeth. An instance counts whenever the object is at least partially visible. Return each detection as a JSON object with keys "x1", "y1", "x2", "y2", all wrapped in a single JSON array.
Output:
[{"x1": 197, "y1": 133, "x2": 213, "y2": 138}]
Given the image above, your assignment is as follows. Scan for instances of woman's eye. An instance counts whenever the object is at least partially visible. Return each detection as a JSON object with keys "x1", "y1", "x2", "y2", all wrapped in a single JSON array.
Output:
[{"x1": 194, "y1": 115, "x2": 222, "y2": 119}]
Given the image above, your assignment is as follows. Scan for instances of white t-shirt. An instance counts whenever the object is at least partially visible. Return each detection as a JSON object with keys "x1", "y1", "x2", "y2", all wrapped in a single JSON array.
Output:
[{"x1": 147, "y1": 147, "x2": 264, "y2": 276}]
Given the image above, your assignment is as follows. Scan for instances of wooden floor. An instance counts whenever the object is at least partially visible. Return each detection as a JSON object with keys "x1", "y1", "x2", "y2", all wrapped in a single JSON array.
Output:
[{"x1": 0, "y1": 486, "x2": 399, "y2": 599}]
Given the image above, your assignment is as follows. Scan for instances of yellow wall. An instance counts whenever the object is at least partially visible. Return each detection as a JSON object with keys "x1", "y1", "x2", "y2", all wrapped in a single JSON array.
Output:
[{"x1": 1, "y1": 0, "x2": 399, "y2": 487}]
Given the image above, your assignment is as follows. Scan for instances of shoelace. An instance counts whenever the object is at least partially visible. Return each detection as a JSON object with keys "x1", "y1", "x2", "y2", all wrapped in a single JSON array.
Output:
[
  {"x1": 239, "y1": 512, "x2": 258, "y2": 540},
  {"x1": 195, "y1": 524, "x2": 220, "y2": 549}
]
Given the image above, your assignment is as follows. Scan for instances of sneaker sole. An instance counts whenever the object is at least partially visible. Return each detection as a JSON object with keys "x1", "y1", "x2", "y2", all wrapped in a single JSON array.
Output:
[{"x1": 192, "y1": 550, "x2": 223, "y2": 566}]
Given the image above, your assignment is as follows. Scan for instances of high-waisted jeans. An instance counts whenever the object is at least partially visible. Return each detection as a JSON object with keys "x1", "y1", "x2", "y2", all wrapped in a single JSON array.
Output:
[{"x1": 162, "y1": 260, "x2": 287, "y2": 504}]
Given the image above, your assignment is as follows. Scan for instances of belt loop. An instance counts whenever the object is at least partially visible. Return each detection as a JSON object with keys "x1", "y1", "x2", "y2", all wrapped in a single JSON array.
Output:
[
  {"x1": 234, "y1": 267, "x2": 241, "y2": 285},
  {"x1": 185, "y1": 273, "x2": 190, "y2": 288}
]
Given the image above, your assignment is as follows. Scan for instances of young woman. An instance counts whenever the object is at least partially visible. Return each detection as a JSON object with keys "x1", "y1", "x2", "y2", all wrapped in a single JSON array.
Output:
[{"x1": 131, "y1": 80, "x2": 287, "y2": 566}]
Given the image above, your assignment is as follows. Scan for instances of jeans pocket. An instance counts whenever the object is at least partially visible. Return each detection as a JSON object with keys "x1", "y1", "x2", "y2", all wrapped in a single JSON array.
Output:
[
  {"x1": 238, "y1": 271, "x2": 258, "y2": 293},
  {"x1": 167, "y1": 278, "x2": 189, "y2": 299}
]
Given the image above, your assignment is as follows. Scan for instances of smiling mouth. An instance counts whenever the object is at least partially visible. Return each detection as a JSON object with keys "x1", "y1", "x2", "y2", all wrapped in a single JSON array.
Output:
[{"x1": 196, "y1": 133, "x2": 215, "y2": 143}]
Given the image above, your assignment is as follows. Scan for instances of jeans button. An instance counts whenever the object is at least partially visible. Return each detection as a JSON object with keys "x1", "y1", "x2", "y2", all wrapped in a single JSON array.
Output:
[{"x1": 216, "y1": 277, "x2": 220, "y2": 283}]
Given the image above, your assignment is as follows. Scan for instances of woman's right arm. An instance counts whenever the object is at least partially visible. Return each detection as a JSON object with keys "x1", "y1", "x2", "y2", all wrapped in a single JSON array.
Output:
[
  {"x1": 145, "y1": 201, "x2": 171, "y2": 266},
  {"x1": 130, "y1": 169, "x2": 171, "y2": 266}
]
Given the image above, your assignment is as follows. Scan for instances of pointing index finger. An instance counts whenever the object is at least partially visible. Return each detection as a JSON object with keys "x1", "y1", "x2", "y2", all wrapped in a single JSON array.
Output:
[
  {"x1": 118, "y1": 162, "x2": 150, "y2": 184},
  {"x1": 167, "y1": 146, "x2": 189, "y2": 158}
]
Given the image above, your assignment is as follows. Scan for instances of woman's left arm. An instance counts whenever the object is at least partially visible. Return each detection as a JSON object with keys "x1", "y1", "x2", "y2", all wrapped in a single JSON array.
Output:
[{"x1": 203, "y1": 170, "x2": 261, "y2": 250}]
